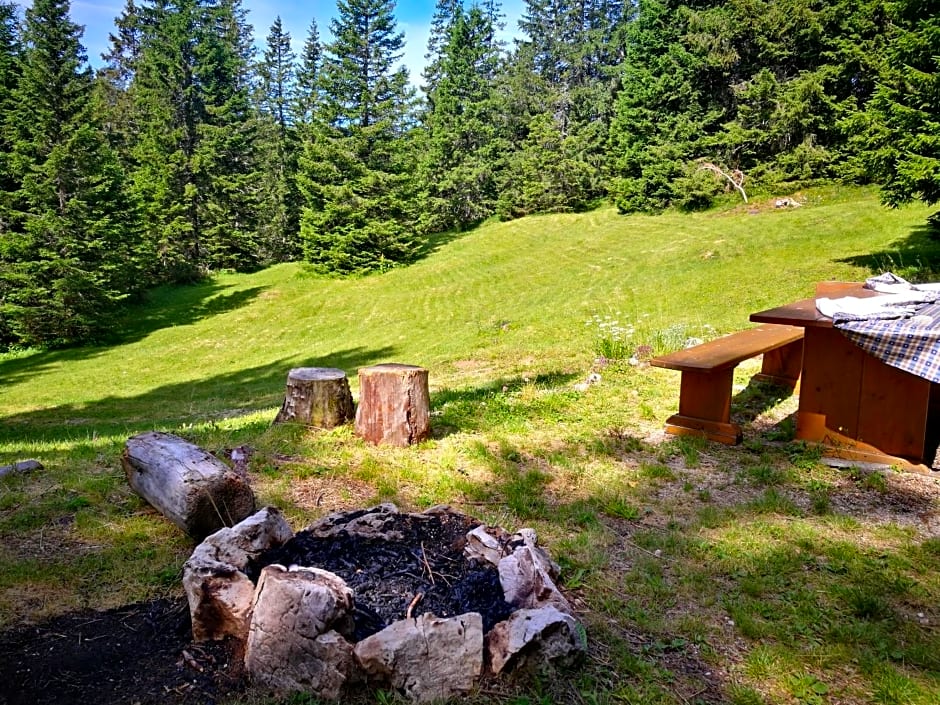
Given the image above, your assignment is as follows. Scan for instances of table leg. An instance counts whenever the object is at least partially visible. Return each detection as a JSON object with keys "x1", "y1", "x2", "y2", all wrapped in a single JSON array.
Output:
[{"x1": 664, "y1": 367, "x2": 742, "y2": 445}]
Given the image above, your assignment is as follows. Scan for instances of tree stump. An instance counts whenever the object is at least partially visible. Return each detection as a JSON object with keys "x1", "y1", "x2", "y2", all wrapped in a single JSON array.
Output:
[
  {"x1": 274, "y1": 367, "x2": 354, "y2": 428},
  {"x1": 122, "y1": 431, "x2": 256, "y2": 540},
  {"x1": 354, "y1": 364, "x2": 430, "y2": 446}
]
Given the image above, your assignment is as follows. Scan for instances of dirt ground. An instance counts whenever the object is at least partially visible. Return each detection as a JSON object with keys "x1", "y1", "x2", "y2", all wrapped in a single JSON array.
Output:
[{"x1": 0, "y1": 598, "x2": 245, "y2": 705}]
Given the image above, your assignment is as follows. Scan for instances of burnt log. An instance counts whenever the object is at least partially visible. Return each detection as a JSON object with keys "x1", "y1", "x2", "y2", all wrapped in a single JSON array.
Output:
[
  {"x1": 122, "y1": 431, "x2": 255, "y2": 540},
  {"x1": 354, "y1": 364, "x2": 430, "y2": 446},
  {"x1": 273, "y1": 367, "x2": 354, "y2": 428}
]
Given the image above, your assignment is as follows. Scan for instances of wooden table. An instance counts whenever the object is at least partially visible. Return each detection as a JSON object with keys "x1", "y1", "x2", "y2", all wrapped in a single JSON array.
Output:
[{"x1": 750, "y1": 286, "x2": 940, "y2": 472}]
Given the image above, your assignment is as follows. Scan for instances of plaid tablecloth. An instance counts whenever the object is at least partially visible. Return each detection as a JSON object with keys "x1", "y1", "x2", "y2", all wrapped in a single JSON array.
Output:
[{"x1": 835, "y1": 301, "x2": 940, "y2": 384}]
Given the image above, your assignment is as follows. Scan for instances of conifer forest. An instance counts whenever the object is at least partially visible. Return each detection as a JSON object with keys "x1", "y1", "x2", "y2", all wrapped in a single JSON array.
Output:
[{"x1": 0, "y1": 0, "x2": 937, "y2": 348}]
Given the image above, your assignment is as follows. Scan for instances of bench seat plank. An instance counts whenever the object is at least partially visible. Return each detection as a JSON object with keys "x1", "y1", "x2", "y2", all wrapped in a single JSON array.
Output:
[
  {"x1": 650, "y1": 324, "x2": 804, "y2": 372},
  {"x1": 651, "y1": 324, "x2": 804, "y2": 445}
]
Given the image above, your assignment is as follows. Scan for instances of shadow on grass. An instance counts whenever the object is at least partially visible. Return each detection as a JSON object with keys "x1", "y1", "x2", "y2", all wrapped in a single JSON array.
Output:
[
  {"x1": 0, "y1": 345, "x2": 396, "y2": 450},
  {"x1": 0, "y1": 280, "x2": 268, "y2": 389},
  {"x1": 837, "y1": 220, "x2": 940, "y2": 281}
]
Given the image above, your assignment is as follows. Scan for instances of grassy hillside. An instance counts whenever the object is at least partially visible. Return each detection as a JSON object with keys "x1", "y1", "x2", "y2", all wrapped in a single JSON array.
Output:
[{"x1": 2, "y1": 187, "x2": 940, "y2": 704}]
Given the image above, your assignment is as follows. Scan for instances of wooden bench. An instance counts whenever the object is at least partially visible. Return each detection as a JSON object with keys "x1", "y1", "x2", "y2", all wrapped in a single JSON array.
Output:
[{"x1": 650, "y1": 324, "x2": 804, "y2": 444}]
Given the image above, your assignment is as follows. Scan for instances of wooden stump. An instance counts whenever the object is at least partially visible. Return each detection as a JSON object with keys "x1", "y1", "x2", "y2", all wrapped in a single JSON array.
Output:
[
  {"x1": 354, "y1": 364, "x2": 430, "y2": 446},
  {"x1": 122, "y1": 431, "x2": 256, "y2": 540},
  {"x1": 274, "y1": 367, "x2": 354, "y2": 428}
]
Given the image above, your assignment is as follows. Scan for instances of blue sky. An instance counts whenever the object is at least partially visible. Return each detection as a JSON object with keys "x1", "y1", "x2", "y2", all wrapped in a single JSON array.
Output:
[{"x1": 15, "y1": 0, "x2": 526, "y2": 82}]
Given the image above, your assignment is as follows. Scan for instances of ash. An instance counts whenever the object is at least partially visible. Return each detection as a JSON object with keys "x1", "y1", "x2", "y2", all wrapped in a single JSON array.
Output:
[{"x1": 247, "y1": 511, "x2": 514, "y2": 640}]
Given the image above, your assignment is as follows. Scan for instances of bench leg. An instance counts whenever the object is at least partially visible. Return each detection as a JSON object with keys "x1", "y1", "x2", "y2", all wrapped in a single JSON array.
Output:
[
  {"x1": 664, "y1": 368, "x2": 742, "y2": 445},
  {"x1": 753, "y1": 339, "x2": 803, "y2": 389}
]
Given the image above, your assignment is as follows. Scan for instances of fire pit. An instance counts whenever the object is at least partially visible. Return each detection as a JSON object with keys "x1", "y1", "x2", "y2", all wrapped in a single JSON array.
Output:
[{"x1": 183, "y1": 504, "x2": 585, "y2": 702}]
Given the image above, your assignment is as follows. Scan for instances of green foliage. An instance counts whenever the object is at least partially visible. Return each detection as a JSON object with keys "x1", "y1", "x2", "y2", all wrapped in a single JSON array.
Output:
[
  {"x1": 419, "y1": 3, "x2": 506, "y2": 233},
  {"x1": 0, "y1": 0, "x2": 147, "y2": 347},
  {"x1": 255, "y1": 16, "x2": 301, "y2": 262},
  {"x1": 609, "y1": 0, "x2": 891, "y2": 212},
  {"x1": 855, "y1": 0, "x2": 940, "y2": 207},
  {"x1": 128, "y1": 0, "x2": 264, "y2": 281},
  {"x1": 298, "y1": 0, "x2": 421, "y2": 275}
]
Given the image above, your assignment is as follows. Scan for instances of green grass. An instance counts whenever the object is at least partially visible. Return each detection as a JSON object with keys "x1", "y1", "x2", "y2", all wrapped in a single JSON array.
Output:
[{"x1": 2, "y1": 186, "x2": 940, "y2": 703}]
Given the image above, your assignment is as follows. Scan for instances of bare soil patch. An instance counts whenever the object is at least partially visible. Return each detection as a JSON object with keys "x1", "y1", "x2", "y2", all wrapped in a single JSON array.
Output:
[{"x1": 0, "y1": 598, "x2": 244, "y2": 705}]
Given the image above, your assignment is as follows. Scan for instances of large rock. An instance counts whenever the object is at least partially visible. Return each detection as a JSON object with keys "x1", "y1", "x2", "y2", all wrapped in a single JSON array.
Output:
[
  {"x1": 487, "y1": 607, "x2": 586, "y2": 675},
  {"x1": 183, "y1": 507, "x2": 293, "y2": 642},
  {"x1": 354, "y1": 612, "x2": 483, "y2": 703},
  {"x1": 498, "y1": 544, "x2": 571, "y2": 614},
  {"x1": 245, "y1": 565, "x2": 357, "y2": 698},
  {"x1": 464, "y1": 525, "x2": 510, "y2": 567}
]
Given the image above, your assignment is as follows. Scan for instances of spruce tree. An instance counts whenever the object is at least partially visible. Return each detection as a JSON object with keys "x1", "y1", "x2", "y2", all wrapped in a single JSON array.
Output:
[
  {"x1": 298, "y1": 0, "x2": 420, "y2": 275},
  {"x1": 129, "y1": 0, "x2": 264, "y2": 280},
  {"x1": 422, "y1": 0, "x2": 462, "y2": 101},
  {"x1": 503, "y1": 0, "x2": 629, "y2": 214},
  {"x1": 256, "y1": 16, "x2": 301, "y2": 261},
  {"x1": 0, "y1": 0, "x2": 145, "y2": 347},
  {"x1": 294, "y1": 18, "x2": 321, "y2": 128},
  {"x1": 420, "y1": 4, "x2": 506, "y2": 232},
  {"x1": 859, "y1": 0, "x2": 940, "y2": 207},
  {"x1": 0, "y1": 2, "x2": 20, "y2": 346}
]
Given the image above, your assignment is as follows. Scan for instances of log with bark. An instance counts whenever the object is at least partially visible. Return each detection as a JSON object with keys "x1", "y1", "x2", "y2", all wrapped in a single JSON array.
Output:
[
  {"x1": 122, "y1": 431, "x2": 256, "y2": 540},
  {"x1": 273, "y1": 367, "x2": 354, "y2": 428},
  {"x1": 354, "y1": 364, "x2": 431, "y2": 446}
]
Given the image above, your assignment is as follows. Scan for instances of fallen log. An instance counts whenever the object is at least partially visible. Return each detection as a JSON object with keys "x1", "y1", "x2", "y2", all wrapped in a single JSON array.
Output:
[{"x1": 122, "y1": 431, "x2": 255, "y2": 540}]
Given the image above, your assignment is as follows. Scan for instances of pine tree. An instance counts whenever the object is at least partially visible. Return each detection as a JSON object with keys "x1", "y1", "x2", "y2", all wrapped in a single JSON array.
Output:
[
  {"x1": 193, "y1": 0, "x2": 265, "y2": 270},
  {"x1": 422, "y1": 0, "x2": 462, "y2": 100},
  {"x1": 504, "y1": 0, "x2": 630, "y2": 214},
  {"x1": 294, "y1": 18, "x2": 321, "y2": 127},
  {"x1": 129, "y1": 0, "x2": 264, "y2": 280},
  {"x1": 859, "y1": 0, "x2": 940, "y2": 207},
  {"x1": 256, "y1": 16, "x2": 301, "y2": 261},
  {"x1": 96, "y1": 0, "x2": 143, "y2": 161},
  {"x1": 0, "y1": 0, "x2": 146, "y2": 347},
  {"x1": 0, "y1": 2, "x2": 21, "y2": 346},
  {"x1": 420, "y1": 4, "x2": 506, "y2": 231},
  {"x1": 298, "y1": 0, "x2": 420, "y2": 275}
]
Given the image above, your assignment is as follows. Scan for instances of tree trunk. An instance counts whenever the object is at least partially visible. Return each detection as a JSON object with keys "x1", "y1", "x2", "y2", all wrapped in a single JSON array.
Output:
[
  {"x1": 122, "y1": 431, "x2": 255, "y2": 540},
  {"x1": 274, "y1": 367, "x2": 354, "y2": 428},
  {"x1": 354, "y1": 364, "x2": 431, "y2": 446}
]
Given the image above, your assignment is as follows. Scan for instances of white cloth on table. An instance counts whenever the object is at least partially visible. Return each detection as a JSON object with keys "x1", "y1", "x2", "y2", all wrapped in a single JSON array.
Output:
[{"x1": 816, "y1": 291, "x2": 937, "y2": 321}]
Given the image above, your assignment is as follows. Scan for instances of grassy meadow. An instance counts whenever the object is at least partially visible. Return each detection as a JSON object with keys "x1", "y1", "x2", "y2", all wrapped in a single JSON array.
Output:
[{"x1": 3, "y1": 186, "x2": 940, "y2": 704}]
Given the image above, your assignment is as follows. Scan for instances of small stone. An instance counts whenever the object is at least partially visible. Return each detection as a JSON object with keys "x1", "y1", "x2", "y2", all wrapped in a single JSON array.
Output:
[{"x1": 0, "y1": 459, "x2": 43, "y2": 479}]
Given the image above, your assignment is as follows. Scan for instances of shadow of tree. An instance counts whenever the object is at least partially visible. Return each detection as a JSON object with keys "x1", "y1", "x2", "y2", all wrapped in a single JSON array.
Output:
[
  {"x1": 837, "y1": 222, "x2": 940, "y2": 281},
  {"x1": 0, "y1": 345, "x2": 397, "y2": 447},
  {"x1": 0, "y1": 281, "x2": 268, "y2": 389},
  {"x1": 411, "y1": 225, "x2": 475, "y2": 261}
]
